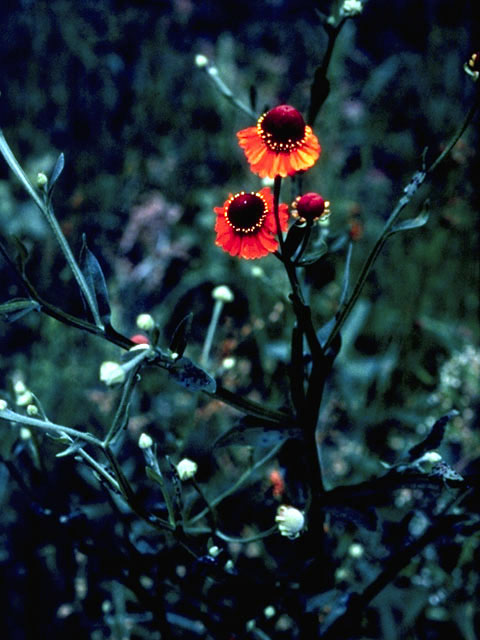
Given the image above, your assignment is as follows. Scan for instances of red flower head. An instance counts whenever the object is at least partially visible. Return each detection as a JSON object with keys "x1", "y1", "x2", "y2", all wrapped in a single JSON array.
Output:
[
  {"x1": 291, "y1": 192, "x2": 331, "y2": 225},
  {"x1": 214, "y1": 187, "x2": 289, "y2": 259},
  {"x1": 237, "y1": 105, "x2": 321, "y2": 178}
]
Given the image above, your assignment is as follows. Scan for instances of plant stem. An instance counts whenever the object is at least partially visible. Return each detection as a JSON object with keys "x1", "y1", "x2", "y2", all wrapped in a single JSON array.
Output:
[
  {"x1": 200, "y1": 299, "x2": 223, "y2": 367},
  {"x1": 0, "y1": 130, "x2": 103, "y2": 328},
  {"x1": 0, "y1": 408, "x2": 102, "y2": 447}
]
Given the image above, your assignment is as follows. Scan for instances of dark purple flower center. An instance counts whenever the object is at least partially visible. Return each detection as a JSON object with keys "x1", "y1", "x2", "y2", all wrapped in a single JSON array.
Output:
[
  {"x1": 226, "y1": 193, "x2": 266, "y2": 233},
  {"x1": 260, "y1": 105, "x2": 306, "y2": 149}
]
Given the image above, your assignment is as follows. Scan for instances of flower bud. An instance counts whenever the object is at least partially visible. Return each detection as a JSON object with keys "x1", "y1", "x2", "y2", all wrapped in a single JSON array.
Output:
[
  {"x1": 138, "y1": 432, "x2": 153, "y2": 449},
  {"x1": 16, "y1": 391, "x2": 33, "y2": 407},
  {"x1": 36, "y1": 172, "x2": 48, "y2": 189},
  {"x1": 130, "y1": 334, "x2": 150, "y2": 345},
  {"x1": 99, "y1": 361, "x2": 126, "y2": 386},
  {"x1": 264, "y1": 606, "x2": 276, "y2": 619},
  {"x1": 0, "y1": 399, "x2": 7, "y2": 411},
  {"x1": 194, "y1": 54, "x2": 209, "y2": 68},
  {"x1": 348, "y1": 542, "x2": 364, "y2": 558},
  {"x1": 208, "y1": 545, "x2": 221, "y2": 558},
  {"x1": 464, "y1": 52, "x2": 480, "y2": 81},
  {"x1": 340, "y1": 0, "x2": 363, "y2": 17},
  {"x1": 176, "y1": 458, "x2": 198, "y2": 481},
  {"x1": 292, "y1": 192, "x2": 331, "y2": 225},
  {"x1": 26, "y1": 404, "x2": 39, "y2": 416},
  {"x1": 275, "y1": 505, "x2": 305, "y2": 539},
  {"x1": 14, "y1": 381, "x2": 27, "y2": 395},
  {"x1": 212, "y1": 285, "x2": 234, "y2": 303},
  {"x1": 20, "y1": 427, "x2": 32, "y2": 440},
  {"x1": 136, "y1": 313, "x2": 155, "y2": 331}
]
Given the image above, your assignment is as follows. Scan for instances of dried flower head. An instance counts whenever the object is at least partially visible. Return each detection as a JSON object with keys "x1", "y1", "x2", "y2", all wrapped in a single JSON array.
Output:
[
  {"x1": 214, "y1": 187, "x2": 289, "y2": 259},
  {"x1": 237, "y1": 105, "x2": 321, "y2": 178}
]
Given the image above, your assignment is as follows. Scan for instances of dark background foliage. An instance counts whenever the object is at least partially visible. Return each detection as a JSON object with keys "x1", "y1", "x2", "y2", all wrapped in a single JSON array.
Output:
[{"x1": 0, "y1": 1, "x2": 478, "y2": 638}]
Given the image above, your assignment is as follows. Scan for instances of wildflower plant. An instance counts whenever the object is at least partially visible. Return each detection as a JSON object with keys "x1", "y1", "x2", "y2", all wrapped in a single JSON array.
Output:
[{"x1": 0, "y1": 3, "x2": 479, "y2": 639}]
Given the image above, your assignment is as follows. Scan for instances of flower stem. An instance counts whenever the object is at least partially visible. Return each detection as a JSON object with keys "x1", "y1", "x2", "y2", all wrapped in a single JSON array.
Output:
[{"x1": 201, "y1": 299, "x2": 223, "y2": 368}]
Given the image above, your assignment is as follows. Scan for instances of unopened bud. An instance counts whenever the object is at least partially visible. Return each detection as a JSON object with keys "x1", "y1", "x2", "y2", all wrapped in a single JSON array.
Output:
[
  {"x1": 348, "y1": 542, "x2": 364, "y2": 558},
  {"x1": 36, "y1": 172, "x2": 48, "y2": 188},
  {"x1": 212, "y1": 285, "x2": 234, "y2": 303},
  {"x1": 99, "y1": 361, "x2": 126, "y2": 386},
  {"x1": 14, "y1": 381, "x2": 27, "y2": 395},
  {"x1": 194, "y1": 54, "x2": 209, "y2": 68},
  {"x1": 136, "y1": 313, "x2": 155, "y2": 331},
  {"x1": 176, "y1": 458, "x2": 198, "y2": 481},
  {"x1": 16, "y1": 391, "x2": 33, "y2": 407},
  {"x1": 0, "y1": 399, "x2": 7, "y2": 411},
  {"x1": 26, "y1": 404, "x2": 39, "y2": 416},
  {"x1": 138, "y1": 432, "x2": 153, "y2": 449},
  {"x1": 208, "y1": 545, "x2": 221, "y2": 558},
  {"x1": 20, "y1": 427, "x2": 32, "y2": 440},
  {"x1": 264, "y1": 606, "x2": 276, "y2": 619}
]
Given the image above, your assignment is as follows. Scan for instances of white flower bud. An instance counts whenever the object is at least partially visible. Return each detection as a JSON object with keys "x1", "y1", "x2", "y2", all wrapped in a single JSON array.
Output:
[
  {"x1": 251, "y1": 266, "x2": 264, "y2": 278},
  {"x1": 138, "y1": 433, "x2": 153, "y2": 449},
  {"x1": 99, "y1": 361, "x2": 126, "y2": 386},
  {"x1": 20, "y1": 427, "x2": 32, "y2": 440},
  {"x1": 212, "y1": 285, "x2": 234, "y2": 303},
  {"x1": 340, "y1": 0, "x2": 363, "y2": 17},
  {"x1": 275, "y1": 505, "x2": 305, "y2": 539},
  {"x1": 16, "y1": 391, "x2": 33, "y2": 407},
  {"x1": 420, "y1": 451, "x2": 442, "y2": 464},
  {"x1": 136, "y1": 313, "x2": 155, "y2": 331},
  {"x1": 224, "y1": 559, "x2": 234, "y2": 572},
  {"x1": 36, "y1": 172, "x2": 48, "y2": 188},
  {"x1": 26, "y1": 404, "x2": 39, "y2": 416},
  {"x1": 221, "y1": 357, "x2": 236, "y2": 370},
  {"x1": 0, "y1": 399, "x2": 7, "y2": 411},
  {"x1": 348, "y1": 542, "x2": 364, "y2": 558},
  {"x1": 194, "y1": 54, "x2": 209, "y2": 68},
  {"x1": 208, "y1": 545, "x2": 221, "y2": 558},
  {"x1": 264, "y1": 606, "x2": 276, "y2": 619},
  {"x1": 176, "y1": 458, "x2": 198, "y2": 481},
  {"x1": 14, "y1": 381, "x2": 27, "y2": 394}
]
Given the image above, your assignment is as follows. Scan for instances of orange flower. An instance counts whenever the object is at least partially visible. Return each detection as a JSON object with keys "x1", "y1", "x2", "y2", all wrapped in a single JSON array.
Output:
[
  {"x1": 236, "y1": 104, "x2": 321, "y2": 178},
  {"x1": 214, "y1": 187, "x2": 289, "y2": 259}
]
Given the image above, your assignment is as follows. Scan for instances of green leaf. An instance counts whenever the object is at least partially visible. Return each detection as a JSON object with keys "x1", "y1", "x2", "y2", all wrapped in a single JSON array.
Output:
[
  {"x1": 169, "y1": 357, "x2": 216, "y2": 393},
  {"x1": 389, "y1": 210, "x2": 429, "y2": 235},
  {"x1": 0, "y1": 298, "x2": 40, "y2": 322},
  {"x1": 407, "y1": 410, "x2": 459, "y2": 463},
  {"x1": 297, "y1": 242, "x2": 328, "y2": 266},
  {"x1": 48, "y1": 152, "x2": 65, "y2": 198},
  {"x1": 214, "y1": 415, "x2": 301, "y2": 449},
  {"x1": 169, "y1": 313, "x2": 193, "y2": 358},
  {"x1": 283, "y1": 223, "x2": 307, "y2": 260},
  {"x1": 79, "y1": 234, "x2": 111, "y2": 324}
]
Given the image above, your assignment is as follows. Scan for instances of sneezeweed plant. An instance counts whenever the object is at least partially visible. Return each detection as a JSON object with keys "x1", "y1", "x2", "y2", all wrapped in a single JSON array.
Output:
[{"x1": 0, "y1": 5, "x2": 479, "y2": 639}]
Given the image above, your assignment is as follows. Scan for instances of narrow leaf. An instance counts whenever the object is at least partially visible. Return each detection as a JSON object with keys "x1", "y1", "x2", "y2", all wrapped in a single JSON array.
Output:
[
  {"x1": 338, "y1": 241, "x2": 353, "y2": 309},
  {"x1": 169, "y1": 357, "x2": 216, "y2": 393},
  {"x1": 48, "y1": 152, "x2": 65, "y2": 197},
  {"x1": 389, "y1": 210, "x2": 429, "y2": 235},
  {"x1": 0, "y1": 298, "x2": 40, "y2": 323},
  {"x1": 79, "y1": 234, "x2": 111, "y2": 323},
  {"x1": 407, "y1": 410, "x2": 459, "y2": 463},
  {"x1": 169, "y1": 313, "x2": 193, "y2": 358},
  {"x1": 297, "y1": 242, "x2": 328, "y2": 266},
  {"x1": 283, "y1": 223, "x2": 307, "y2": 260},
  {"x1": 214, "y1": 415, "x2": 301, "y2": 449}
]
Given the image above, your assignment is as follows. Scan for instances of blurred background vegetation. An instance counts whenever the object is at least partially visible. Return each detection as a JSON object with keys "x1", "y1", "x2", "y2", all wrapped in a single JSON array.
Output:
[{"x1": 0, "y1": 1, "x2": 478, "y2": 638}]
